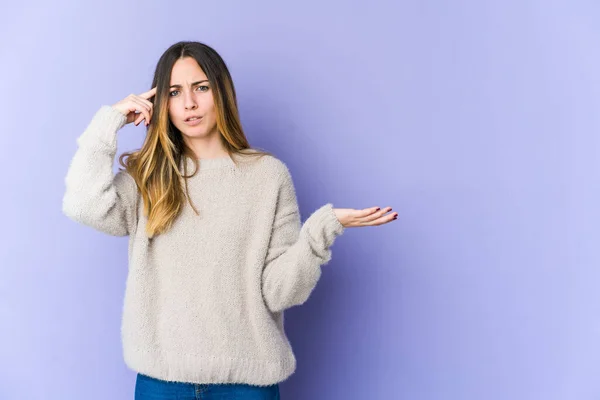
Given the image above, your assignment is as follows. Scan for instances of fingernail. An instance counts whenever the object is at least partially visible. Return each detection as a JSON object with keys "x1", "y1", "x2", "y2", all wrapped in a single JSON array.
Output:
[{"x1": 376, "y1": 207, "x2": 380, "y2": 211}]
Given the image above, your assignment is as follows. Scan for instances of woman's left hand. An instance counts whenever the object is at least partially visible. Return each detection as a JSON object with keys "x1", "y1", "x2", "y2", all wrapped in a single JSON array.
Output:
[{"x1": 332, "y1": 206, "x2": 397, "y2": 228}]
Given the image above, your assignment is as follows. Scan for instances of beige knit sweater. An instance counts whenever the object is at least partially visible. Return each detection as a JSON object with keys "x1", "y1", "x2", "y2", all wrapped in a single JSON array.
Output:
[{"x1": 62, "y1": 105, "x2": 345, "y2": 385}]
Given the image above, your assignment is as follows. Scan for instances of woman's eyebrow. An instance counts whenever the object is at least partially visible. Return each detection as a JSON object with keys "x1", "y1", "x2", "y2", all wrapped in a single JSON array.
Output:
[{"x1": 169, "y1": 80, "x2": 209, "y2": 88}]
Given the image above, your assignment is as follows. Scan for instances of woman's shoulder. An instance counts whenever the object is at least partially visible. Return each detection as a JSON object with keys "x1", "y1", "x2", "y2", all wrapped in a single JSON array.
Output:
[{"x1": 232, "y1": 150, "x2": 290, "y2": 179}]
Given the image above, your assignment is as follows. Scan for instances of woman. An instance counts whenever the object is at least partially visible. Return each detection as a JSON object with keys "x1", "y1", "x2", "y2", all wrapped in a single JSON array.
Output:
[{"x1": 62, "y1": 40, "x2": 397, "y2": 399}]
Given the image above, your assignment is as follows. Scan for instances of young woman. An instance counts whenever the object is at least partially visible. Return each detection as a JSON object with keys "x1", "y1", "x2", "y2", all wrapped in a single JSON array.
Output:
[{"x1": 62, "y1": 40, "x2": 397, "y2": 399}]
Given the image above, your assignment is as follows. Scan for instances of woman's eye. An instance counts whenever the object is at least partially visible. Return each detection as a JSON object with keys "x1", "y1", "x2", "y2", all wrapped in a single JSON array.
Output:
[{"x1": 169, "y1": 86, "x2": 208, "y2": 97}]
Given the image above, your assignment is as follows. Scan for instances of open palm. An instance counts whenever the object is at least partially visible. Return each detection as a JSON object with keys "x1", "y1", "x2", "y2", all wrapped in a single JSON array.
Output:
[{"x1": 333, "y1": 206, "x2": 397, "y2": 227}]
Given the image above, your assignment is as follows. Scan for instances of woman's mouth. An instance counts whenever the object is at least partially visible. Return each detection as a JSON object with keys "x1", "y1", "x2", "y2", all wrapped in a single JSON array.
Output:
[{"x1": 184, "y1": 116, "x2": 203, "y2": 126}]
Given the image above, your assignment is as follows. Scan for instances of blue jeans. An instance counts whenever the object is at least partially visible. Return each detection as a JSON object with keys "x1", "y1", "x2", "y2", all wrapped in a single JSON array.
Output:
[{"x1": 134, "y1": 373, "x2": 281, "y2": 399}]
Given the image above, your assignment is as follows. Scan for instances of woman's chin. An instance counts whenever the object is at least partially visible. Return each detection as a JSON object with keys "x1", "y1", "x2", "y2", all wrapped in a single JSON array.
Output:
[{"x1": 181, "y1": 129, "x2": 217, "y2": 139}]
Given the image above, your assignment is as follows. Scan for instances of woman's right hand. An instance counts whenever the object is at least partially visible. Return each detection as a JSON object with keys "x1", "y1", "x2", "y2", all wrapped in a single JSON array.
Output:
[{"x1": 112, "y1": 87, "x2": 157, "y2": 127}]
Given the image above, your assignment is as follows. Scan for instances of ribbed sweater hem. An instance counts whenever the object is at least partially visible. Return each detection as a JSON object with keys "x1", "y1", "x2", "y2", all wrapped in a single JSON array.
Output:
[{"x1": 123, "y1": 346, "x2": 297, "y2": 386}]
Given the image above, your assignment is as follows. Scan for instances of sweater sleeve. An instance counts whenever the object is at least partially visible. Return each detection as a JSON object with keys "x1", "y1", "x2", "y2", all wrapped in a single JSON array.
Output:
[
  {"x1": 62, "y1": 105, "x2": 139, "y2": 237},
  {"x1": 261, "y1": 163, "x2": 346, "y2": 313}
]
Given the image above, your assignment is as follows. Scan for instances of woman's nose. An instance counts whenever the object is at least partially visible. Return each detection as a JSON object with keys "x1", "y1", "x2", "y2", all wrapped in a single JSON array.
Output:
[{"x1": 184, "y1": 92, "x2": 197, "y2": 109}]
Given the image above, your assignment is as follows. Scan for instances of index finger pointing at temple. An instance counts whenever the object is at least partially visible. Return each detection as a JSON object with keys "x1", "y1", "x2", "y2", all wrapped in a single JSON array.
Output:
[{"x1": 140, "y1": 87, "x2": 157, "y2": 100}]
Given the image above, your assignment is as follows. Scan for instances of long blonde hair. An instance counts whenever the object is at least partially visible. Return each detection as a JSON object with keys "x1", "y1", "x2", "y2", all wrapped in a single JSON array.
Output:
[{"x1": 118, "y1": 41, "x2": 272, "y2": 238}]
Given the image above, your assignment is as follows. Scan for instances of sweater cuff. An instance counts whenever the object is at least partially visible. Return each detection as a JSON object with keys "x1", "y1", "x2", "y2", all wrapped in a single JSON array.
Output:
[
  {"x1": 77, "y1": 105, "x2": 127, "y2": 149},
  {"x1": 302, "y1": 203, "x2": 345, "y2": 249}
]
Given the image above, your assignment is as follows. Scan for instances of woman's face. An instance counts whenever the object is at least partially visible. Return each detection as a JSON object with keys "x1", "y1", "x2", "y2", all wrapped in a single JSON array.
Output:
[{"x1": 168, "y1": 57, "x2": 217, "y2": 140}]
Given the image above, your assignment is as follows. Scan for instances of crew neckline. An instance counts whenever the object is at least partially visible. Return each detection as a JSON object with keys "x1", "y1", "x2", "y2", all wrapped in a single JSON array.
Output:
[{"x1": 187, "y1": 155, "x2": 236, "y2": 170}]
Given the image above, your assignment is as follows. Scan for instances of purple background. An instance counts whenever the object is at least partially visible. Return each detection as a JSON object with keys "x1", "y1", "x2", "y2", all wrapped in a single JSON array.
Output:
[{"x1": 2, "y1": 0, "x2": 599, "y2": 399}]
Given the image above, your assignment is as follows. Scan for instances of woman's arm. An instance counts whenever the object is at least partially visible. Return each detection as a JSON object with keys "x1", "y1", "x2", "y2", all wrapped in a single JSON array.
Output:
[
  {"x1": 261, "y1": 163, "x2": 345, "y2": 313},
  {"x1": 62, "y1": 105, "x2": 139, "y2": 237}
]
